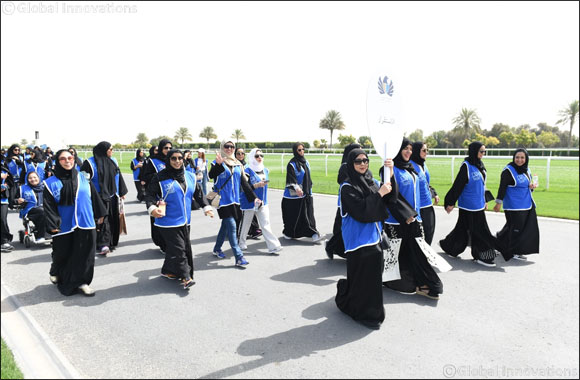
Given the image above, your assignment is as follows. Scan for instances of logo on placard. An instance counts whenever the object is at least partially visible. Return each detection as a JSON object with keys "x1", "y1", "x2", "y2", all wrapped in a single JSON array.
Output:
[{"x1": 377, "y1": 76, "x2": 394, "y2": 97}]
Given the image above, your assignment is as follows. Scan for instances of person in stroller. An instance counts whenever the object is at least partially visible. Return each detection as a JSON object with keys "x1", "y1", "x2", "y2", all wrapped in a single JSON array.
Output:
[{"x1": 16, "y1": 171, "x2": 51, "y2": 245}]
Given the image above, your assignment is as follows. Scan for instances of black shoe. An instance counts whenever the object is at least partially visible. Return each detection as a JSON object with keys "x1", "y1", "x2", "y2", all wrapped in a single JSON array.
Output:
[{"x1": 358, "y1": 320, "x2": 381, "y2": 330}]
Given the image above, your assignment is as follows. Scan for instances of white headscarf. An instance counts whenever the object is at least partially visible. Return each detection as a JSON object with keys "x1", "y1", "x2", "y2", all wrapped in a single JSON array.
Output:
[{"x1": 248, "y1": 148, "x2": 264, "y2": 173}]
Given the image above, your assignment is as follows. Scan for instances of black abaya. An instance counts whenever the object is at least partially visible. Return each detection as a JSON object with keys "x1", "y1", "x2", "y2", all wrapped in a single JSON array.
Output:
[
  {"x1": 281, "y1": 195, "x2": 318, "y2": 238},
  {"x1": 496, "y1": 207, "x2": 539, "y2": 259},
  {"x1": 420, "y1": 206, "x2": 436, "y2": 246},
  {"x1": 158, "y1": 225, "x2": 194, "y2": 280}
]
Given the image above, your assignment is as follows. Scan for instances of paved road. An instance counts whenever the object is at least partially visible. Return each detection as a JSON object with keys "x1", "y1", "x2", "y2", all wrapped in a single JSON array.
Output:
[{"x1": 1, "y1": 174, "x2": 579, "y2": 379}]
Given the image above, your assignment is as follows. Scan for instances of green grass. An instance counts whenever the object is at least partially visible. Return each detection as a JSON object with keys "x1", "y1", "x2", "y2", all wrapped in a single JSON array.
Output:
[
  {"x1": 111, "y1": 152, "x2": 579, "y2": 220},
  {"x1": 1, "y1": 338, "x2": 23, "y2": 379}
]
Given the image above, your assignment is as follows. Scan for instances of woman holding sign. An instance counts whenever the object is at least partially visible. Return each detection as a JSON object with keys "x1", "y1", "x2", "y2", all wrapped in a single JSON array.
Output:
[
  {"x1": 281, "y1": 143, "x2": 322, "y2": 242},
  {"x1": 381, "y1": 139, "x2": 444, "y2": 300},
  {"x1": 493, "y1": 148, "x2": 539, "y2": 261},
  {"x1": 146, "y1": 149, "x2": 213, "y2": 289},
  {"x1": 335, "y1": 149, "x2": 397, "y2": 330},
  {"x1": 439, "y1": 142, "x2": 501, "y2": 267}
]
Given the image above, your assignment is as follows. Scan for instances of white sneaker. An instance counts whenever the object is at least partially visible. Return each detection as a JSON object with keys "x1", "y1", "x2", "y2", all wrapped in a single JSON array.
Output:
[
  {"x1": 475, "y1": 259, "x2": 496, "y2": 268},
  {"x1": 512, "y1": 254, "x2": 528, "y2": 261},
  {"x1": 268, "y1": 246, "x2": 283, "y2": 254},
  {"x1": 78, "y1": 284, "x2": 95, "y2": 296},
  {"x1": 312, "y1": 233, "x2": 323, "y2": 243},
  {"x1": 283, "y1": 234, "x2": 292, "y2": 240},
  {"x1": 36, "y1": 238, "x2": 46, "y2": 243},
  {"x1": 49, "y1": 275, "x2": 58, "y2": 284},
  {"x1": 239, "y1": 244, "x2": 248, "y2": 251}
]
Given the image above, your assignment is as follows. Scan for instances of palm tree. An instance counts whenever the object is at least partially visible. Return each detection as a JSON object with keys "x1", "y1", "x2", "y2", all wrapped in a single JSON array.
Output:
[
  {"x1": 174, "y1": 127, "x2": 192, "y2": 147},
  {"x1": 556, "y1": 100, "x2": 579, "y2": 148},
  {"x1": 319, "y1": 110, "x2": 345, "y2": 149},
  {"x1": 452, "y1": 108, "x2": 481, "y2": 140},
  {"x1": 199, "y1": 126, "x2": 217, "y2": 149},
  {"x1": 231, "y1": 129, "x2": 246, "y2": 145}
]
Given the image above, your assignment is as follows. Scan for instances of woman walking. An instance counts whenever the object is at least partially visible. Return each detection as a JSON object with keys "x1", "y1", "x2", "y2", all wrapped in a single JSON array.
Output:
[
  {"x1": 209, "y1": 140, "x2": 259, "y2": 267},
  {"x1": 409, "y1": 141, "x2": 439, "y2": 245},
  {"x1": 146, "y1": 149, "x2": 213, "y2": 289},
  {"x1": 44, "y1": 149, "x2": 106, "y2": 296},
  {"x1": 439, "y1": 142, "x2": 501, "y2": 267},
  {"x1": 130, "y1": 148, "x2": 146, "y2": 202},
  {"x1": 325, "y1": 143, "x2": 361, "y2": 259},
  {"x1": 238, "y1": 148, "x2": 282, "y2": 254},
  {"x1": 493, "y1": 148, "x2": 539, "y2": 261},
  {"x1": 194, "y1": 148, "x2": 209, "y2": 196},
  {"x1": 382, "y1": 139, "x2": 443, "y2": 300},
  {"x1": 1, "y1": 159, "x2": 16, "y2": 252},
  {"x1": 335, "y1": 149, "x2": 396, "y2": 330},
  {"x1": 281, "y1": 143, "x2": 321, "y2": 242},
  {"x1": 81, "y1": 141, "x2": 128, "y2": 256}
]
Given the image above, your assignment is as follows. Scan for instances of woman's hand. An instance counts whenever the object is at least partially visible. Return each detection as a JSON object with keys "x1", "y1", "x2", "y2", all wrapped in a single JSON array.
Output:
[
  {"x1": 295, "y1": 187, "x2": 304, "y2": 197},
  {"x1": 378, "y1": 182, "x2": 392, "y2": 197},
  {"x1": 493, "y1": 203, "x2": 501, "y2": 212},
  {"x1": 97, "y1": 217, "x2": 104, "y2": 224},
  {"x1": 445, "y1": 205, "x2": 454, "y2": 214},
  {"x1": 434, "y1": 195, "x2": 440, "y2": 205},
  {"x1": 405, "y1": 216, "x2": 416, "y2": 224},
  {"x1": 254, "y1": 198, "x2": 263, "y2": 208},
  {"x1": 204, "y1": 209, "x2": 214, "y2": 218},
  {"x1": 151, "y1": 208, "x2": 164, "y2": 218},
  {"x1": 384, "y1": 159, "x2": 394, "y2": 177},
  {"x1": 16, "y1": 198, "x2": 25, "y2": 204},
  {"x1": 215, "y1": 152, "x2": 224, "y2": 165}
]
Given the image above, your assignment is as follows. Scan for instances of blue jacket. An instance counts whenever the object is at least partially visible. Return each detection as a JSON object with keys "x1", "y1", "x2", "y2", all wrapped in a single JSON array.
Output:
[
  {"x1": 86, "y1": 156, "x2": 120, "y2": 197},
  {"x1": 502, "y1": 165, "x2": 534, "y2": 211},
  {"x1": 154, "y1": 171, "x2": 197, "y2": 228},
  {"x1": 387, "y1": 166, "x2": 422, "y2": 224},
  {"x1": 283, "y1": 161, "x2": 311, "y2": 199},
  {"x1": 240, "y1": 167, "x2": 269, "y2": 210},
  {"x1": 458, "y1": 161, "x2": 486, "y2": 211},
  {"x1": 18, "y1": 184, "x2": 43, "y2": 218},
  {"x1": 410, "y1": 160, "x2": 433, "y2": 208},
  {"x1": 212, "y1": 161, "x2": 243, "y2": 208}
]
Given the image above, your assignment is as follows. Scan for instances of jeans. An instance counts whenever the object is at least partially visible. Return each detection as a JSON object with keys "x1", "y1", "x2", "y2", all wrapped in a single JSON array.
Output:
[{"x1": 213, "y1": 217, "x2": 243, "y2": 260}]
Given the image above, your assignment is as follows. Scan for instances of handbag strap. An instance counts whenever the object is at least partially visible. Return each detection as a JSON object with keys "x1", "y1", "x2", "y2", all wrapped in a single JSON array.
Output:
[{"x1": 215, "y1": 170, "x2": 234, "y2": 194}]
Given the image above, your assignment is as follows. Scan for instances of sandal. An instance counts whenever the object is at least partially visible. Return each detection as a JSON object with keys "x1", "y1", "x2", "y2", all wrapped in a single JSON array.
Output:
[
  {"x1": 416, "y1": 286, "x2": 439, "y2": 300},
  {"x1": 182, "y1": 278, "x2": 195, "y2": 289}
]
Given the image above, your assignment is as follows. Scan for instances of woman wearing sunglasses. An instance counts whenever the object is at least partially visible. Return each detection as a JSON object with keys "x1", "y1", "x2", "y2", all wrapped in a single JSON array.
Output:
[
  {"x1": 409, "y1": 142, "x2": 439, "y2": 245},
  {"x1": 146, "y1": 149, "x2": 213, "y2": 289},
  {"x1": 81, "y1": 141, "x2": 128, "y2": 256},
  {"x1": 282, "y1": 142, "x2": 321, "y2": 242},
  {"x1": 44, "y1": 149, "x2": 107, "y2": 296},
  {"x1": 209, "y1": 140, "x2": 260, "y2": 267},
  {"x1": 6, "y1": 144, "x2": 25, "y2": 186},
  {"x1": 335, "y1": 149, "x2": 397, "y2": 330},
  {"x1": 238, "y1": 148, "x2": 282, "y2": 254},
  {"x1": 440, "y1": 141, "x2": 502, "y2": 267},
  {"x1": 382, "y1": 138, "x2": 443, "y2": 300}
]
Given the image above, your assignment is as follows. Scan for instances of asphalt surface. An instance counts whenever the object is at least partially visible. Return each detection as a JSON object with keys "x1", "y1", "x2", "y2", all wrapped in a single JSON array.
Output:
[{"x1": 1, "y1": 174, "x2": 579, "y2": 379}]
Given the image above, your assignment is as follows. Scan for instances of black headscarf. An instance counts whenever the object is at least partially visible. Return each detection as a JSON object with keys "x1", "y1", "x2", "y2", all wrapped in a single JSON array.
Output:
[
  {"x1": 7, "y1": 144, "x2": 22, "y2": 162},
  {"x1": 508, "y1": 148, "x2": 530, "y2": 175},
  {"x1": 337, "y1": 143, "x2": 362, "y2": 184},
  {"x1": 68, "y1": 147, "x2": 83, "y2": 168},
  {"x1": 234, "y1": 147, "x2": 247, "y2": 166},
  {"x1": 155, "y1": 139, "x2": 172, "y2": 161},
  {"x1": 410, "y1": 141, "x2": 426, "y2": 168},
  {"x1": 93, "y1": 141, "x2": 119, "y2": 198},
  {"x1": 148, "y1": 146, "x2": 157, "y2": 158},
  {"x1": 290, "y1": 142, "x2": 312, "y2": 193},
  {"x1": 345, "y1": 149, "x2": 378, "y2": 196},
  {"x1": 135, "y1": 149, "x2": 145, "y2": 162},
  {"x1": 159, "y1": 149, "x2": 185, "y2": 183},
  {"x1": 29, "y1": 148, "x2": 45, "y2": 164},
  {"x1": 393, "y1": 138, "x2": 417, "y2": 175},
  {"x1": 466, "y1": 141, "x2": 486, "y2": 173},
  {"x1": 53, "y1": 149, "x2": 78, "y2": 206}
]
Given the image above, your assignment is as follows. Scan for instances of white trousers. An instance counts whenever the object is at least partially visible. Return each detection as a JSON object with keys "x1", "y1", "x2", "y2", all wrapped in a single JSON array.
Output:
[{"x1": 239, "y1": 204, "x2": 281, "y2": 251}]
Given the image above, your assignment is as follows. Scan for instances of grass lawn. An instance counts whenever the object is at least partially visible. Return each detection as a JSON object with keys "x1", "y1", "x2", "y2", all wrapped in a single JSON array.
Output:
[
  {"x1": 1, "y1": 338, "x2": 23, "y2": 379},
  {"x1": 113, "y1": 153, "x2": 579, "y2": 220}
]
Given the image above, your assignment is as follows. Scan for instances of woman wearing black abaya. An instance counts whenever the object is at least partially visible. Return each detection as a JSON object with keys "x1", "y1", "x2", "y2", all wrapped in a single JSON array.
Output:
[
  {"x1": 81, "y1": 141, "x2": 128, "y2": 256},
  {"x1": 335, "y1": 149, "x2": 397, "y2": 330},
  {"x1": 410, "y1": 141, "x2": 439, "y2": 245},
  {"x1": 325, "y1": 143, "x2": 361, "y2": 260},
  {"x1": 130, "y1": 148, "x2": 146, "y2": 202},
  {"x1": 68, "y1": 147, "x2": 83, "y2": 171},
  {"x1": 140, "y1": 141, "x2": 172, "y2": 253},
  {"x1": 24, "y1": 148, "x2": 49, "y2": 182},
  {"x1": 234, "y1": 147, "x2": 262, "y2": 240},
  {"x1": 6, "y1": 144, "x2": 25, "y2": 186},
  {"x1": 281, "y1": 143, "x2": 321, "y2": 242},
  {"x1": 44, "y1": 149, "x2": 106, "y2": 296},
  {"x1": 382, "y1": 139, "x2": 443, "y2": 300},
  {"x1": 146, "y1": 149, "x2": 213, "y2": 289},
  {"x1": 439, "y1": 141, "x2": 502, "y2": 267},
  {"x1": 493, "y1": 148, "x2": 539, "y2": 261}
]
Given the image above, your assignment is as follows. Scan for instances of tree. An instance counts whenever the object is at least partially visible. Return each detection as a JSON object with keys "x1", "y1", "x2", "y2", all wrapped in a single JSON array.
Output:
[
  {"x1": 424, "y1": 136, "x2": 438, "y2": 149},
  {"x1": 319, "y1": 110, "x2": 345, "y2": 149},
  {"x1": 515, "y1": 129, "x2": 537, "y2": 148},
  {"x1": 556, "y1": 100, "x2": 579, "y2": 148},
  {"x1": 408, "y1": 129, "x2": 424, "y2": 143},
  {"x1": 337, "y1": 134, "x2": 356, "y2": 148},
  {"x1": 150, "y1": 136, "x2": 172, "y2": 147},
  {"x1": 231, "y1": 129, "x2": 246, "y2": 145},
  {"x1": 537, "y1": 131, "x2": 560, "y2": 148},
  {"x1": 452, "y1": 108, "x2": 481, "y2": 140},
  {"x1": 174, "y1": 127, "x2": 192, "y2": 146},
  {"x1": 20, "y1": 139, "x2": 28, "y2": 146},
  {"x1": 199, "y1": 126, "x2": 217, "y2": 149},
  {"x1": 320, "y1": 139, "x2": 328, "y2": 149},
  {"x1": 490, "y1": 123, "x2": 511, "y2": 137},
  {"x1": 135, "y1": 133, "x2": 149, "y2": 146},
  {"x1": 357, "y1": 136, "x2": 373, "y2": 149},
  {"x1": 499, "y1": 131, "x2": 516, "y2": 148},
  {"x1": 313, "y1": 140, "x2": 320, "y2": 148}
]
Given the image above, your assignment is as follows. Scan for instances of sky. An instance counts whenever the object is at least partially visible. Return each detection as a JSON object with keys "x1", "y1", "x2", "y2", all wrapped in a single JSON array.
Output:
[{"x1": 1, "y1": 1, "x2": 579, "y2": 149}]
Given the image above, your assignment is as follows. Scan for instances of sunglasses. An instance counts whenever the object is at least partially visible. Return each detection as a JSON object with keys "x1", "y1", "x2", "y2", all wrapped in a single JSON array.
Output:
[
  {"x1": 354, "y1": 158, "x2": 370, "y2": 165},
  {"x1": 13, "y1": 149, "x2": 20, "y2": 152},
  {"x1": 163, "y1": 146, "x2": 172, "y2": 150},
  {"x1": 236, "y1": 151, "x2": 245, "y2": 155},
  {"x1": 479, "y1": 150, "x2": 486, "y2": 154},
  {"x1": 223, "y1": 145, "x2": 235, "y2": 149},
  {"x1": 170, "y1": 156, "x2": 184, "y2": 161},
  {"x1": 297, "y1": 148, "x2": 304, "y2": 152},
  {"x1": 254, "y1": 154, "x2": 264, "y2": 158},
  {"x1": 59, "y1": 156, "x2": 74, "y2": 162},
  {"x1": 421, "y1": 149, "x2": 429, "y2": 153}
]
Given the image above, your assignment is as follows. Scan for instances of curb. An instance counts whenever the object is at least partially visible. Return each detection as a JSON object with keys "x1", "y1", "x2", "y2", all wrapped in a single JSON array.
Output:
[{"x1": 1, "y1": 280, "x2": 82, "y2": 379}]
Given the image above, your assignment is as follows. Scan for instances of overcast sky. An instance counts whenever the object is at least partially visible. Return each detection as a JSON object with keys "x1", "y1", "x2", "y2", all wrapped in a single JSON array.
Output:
[{"x1": 1, "y1": 1, "x2": 579, "y2": 148}]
